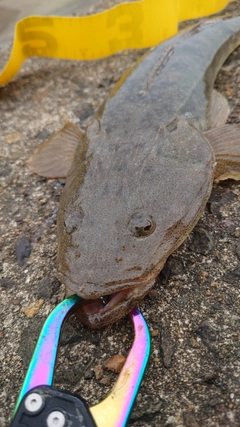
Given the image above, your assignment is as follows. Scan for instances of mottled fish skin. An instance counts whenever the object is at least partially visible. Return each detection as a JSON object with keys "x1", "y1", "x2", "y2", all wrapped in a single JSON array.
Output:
[{"x1": 57, "y1": 18, "x2": 240, "y2": 327}]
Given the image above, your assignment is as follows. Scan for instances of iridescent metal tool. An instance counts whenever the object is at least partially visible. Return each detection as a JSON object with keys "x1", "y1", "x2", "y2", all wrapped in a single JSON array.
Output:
[{"x1": 11, "y1": 295, "x2": 151, "y2": 427}]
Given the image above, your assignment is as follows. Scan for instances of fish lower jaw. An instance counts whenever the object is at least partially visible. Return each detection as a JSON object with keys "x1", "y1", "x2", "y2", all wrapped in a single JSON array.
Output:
[{"x1": 74, "y1": 280, "x2": 156, "y2": 328}]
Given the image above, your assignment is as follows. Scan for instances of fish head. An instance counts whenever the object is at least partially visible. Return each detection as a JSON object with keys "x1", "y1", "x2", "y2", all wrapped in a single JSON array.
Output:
[{"x1": 57, "y1": 120, "x2": 215, "y2": 328}]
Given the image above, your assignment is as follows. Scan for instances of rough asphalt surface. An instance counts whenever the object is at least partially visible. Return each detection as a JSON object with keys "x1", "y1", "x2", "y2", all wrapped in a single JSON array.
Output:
[{"x1": 1, "y1": 1, "x2": 240, "y2": 426}]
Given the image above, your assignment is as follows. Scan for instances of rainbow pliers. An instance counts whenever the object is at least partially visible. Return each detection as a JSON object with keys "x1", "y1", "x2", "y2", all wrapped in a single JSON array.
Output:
[{"x1": 10, "y1": 295, "x2": 151, "y2": 427}]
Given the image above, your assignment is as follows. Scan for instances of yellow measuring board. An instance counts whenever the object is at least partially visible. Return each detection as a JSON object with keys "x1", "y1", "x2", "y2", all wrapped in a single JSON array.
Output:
[{"x1": 0, "y1": 0, "x2": 230, "y2": 86}]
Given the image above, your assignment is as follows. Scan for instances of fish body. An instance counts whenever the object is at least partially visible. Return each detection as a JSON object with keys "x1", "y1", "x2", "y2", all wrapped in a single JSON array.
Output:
[{"x1": 29, "y1": 18, "x2": 240, "y2": 327}]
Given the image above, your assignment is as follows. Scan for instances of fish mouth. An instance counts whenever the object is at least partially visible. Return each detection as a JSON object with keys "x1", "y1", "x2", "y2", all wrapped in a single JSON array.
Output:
[{"x1": 74, "y1": 280, "x2": 156, "y2": 328}]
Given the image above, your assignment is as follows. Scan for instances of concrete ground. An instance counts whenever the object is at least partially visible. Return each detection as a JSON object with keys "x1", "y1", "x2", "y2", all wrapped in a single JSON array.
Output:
[{"x1": 1, "y1": 1, "x2": 240, "y2": 426}]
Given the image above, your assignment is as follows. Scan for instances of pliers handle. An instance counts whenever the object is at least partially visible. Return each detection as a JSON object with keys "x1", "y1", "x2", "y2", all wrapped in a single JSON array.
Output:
[{"x1": 11, "y1": 295, "x2": 151, "y2": 427}]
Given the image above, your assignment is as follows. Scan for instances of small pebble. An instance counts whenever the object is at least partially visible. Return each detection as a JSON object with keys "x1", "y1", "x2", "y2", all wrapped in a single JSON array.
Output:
[
  {"x1": 183, "y1": 411, "x2": 200, "y2": 427},
  {"x1": 188, "y1": 227, "x2": 214, "y2": 255},
  {"x1": 195, "y1": 322, "x2": 219, "y2": 353},
  {"x1": 84, "y1": 369, "x2": 94, "y2": 380},
  {"x1": 208, "y1": 397, "x2": 223, "y2": 407},
  {"x1": 22, "y1": 299, "x2": 44, "y2": 318},
  {"x1": 5, "y1": 132, "x2": 22, "y2": 144},
  {"x1": 105, "y1": 354, "x2": 126, "y2": 372},
  {"x1": 223, "y1": 267, "x2": 240, "y2": 284},
  {"x1": 37, "y1": 277, "x2": 60, "y2": 299},
  {"x1": 160, "y1": 329, "x2": 175, "y2": 368},
  {"x1": 100, "y1": 377, "x2": 111, "y2": 386},
  {"x1": 151, "y1": 329, "x2": 159, "y2": 337},
  {"x1": 74, "y1": 102, "x2": 94, "y2": 121},
  {"x1": 94, "y1": 365, "x2": 103, "y2": 380},
  {"x1": 15, "y1": 236, "x2": 32, "y2": 266}
]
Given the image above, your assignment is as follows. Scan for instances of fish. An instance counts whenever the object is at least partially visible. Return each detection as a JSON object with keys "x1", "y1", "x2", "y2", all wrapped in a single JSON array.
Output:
[{"x1": 28, "y1": 17, "x2": 240, "y2": 328}]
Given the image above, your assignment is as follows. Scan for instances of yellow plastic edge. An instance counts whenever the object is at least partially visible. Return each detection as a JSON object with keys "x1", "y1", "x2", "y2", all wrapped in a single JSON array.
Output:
[{"x1": 0, "y1": 0, "x2": 230, "y2": 86}]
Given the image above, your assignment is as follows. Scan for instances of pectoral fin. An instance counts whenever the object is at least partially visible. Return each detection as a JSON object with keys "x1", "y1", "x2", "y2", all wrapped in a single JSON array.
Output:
[
  {"x1": 204, "y1": 124, "x2": 240, "y2": 182},
  {"x1": 27, "y1": 122, "x2": 83, "y2": 178},
  {"x1": 210, "y1": 89, "x2": 230, "y2": 129}
]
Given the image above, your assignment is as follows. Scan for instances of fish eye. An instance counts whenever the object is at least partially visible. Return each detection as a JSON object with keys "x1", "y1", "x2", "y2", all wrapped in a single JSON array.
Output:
[{"x1": 128, "y1": 212, "x2": 156, "y2": 237}]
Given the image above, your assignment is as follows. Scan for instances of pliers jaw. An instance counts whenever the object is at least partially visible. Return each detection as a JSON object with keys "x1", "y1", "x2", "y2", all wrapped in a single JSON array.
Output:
[{"x1": 11, "y1": 295, "x2": 151, "y2": 427}]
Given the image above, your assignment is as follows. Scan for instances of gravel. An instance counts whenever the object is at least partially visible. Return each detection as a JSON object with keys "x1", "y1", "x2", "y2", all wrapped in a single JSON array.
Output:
[{"x1": 1, "y1": 1, "x2": 240, "y2": 425}]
